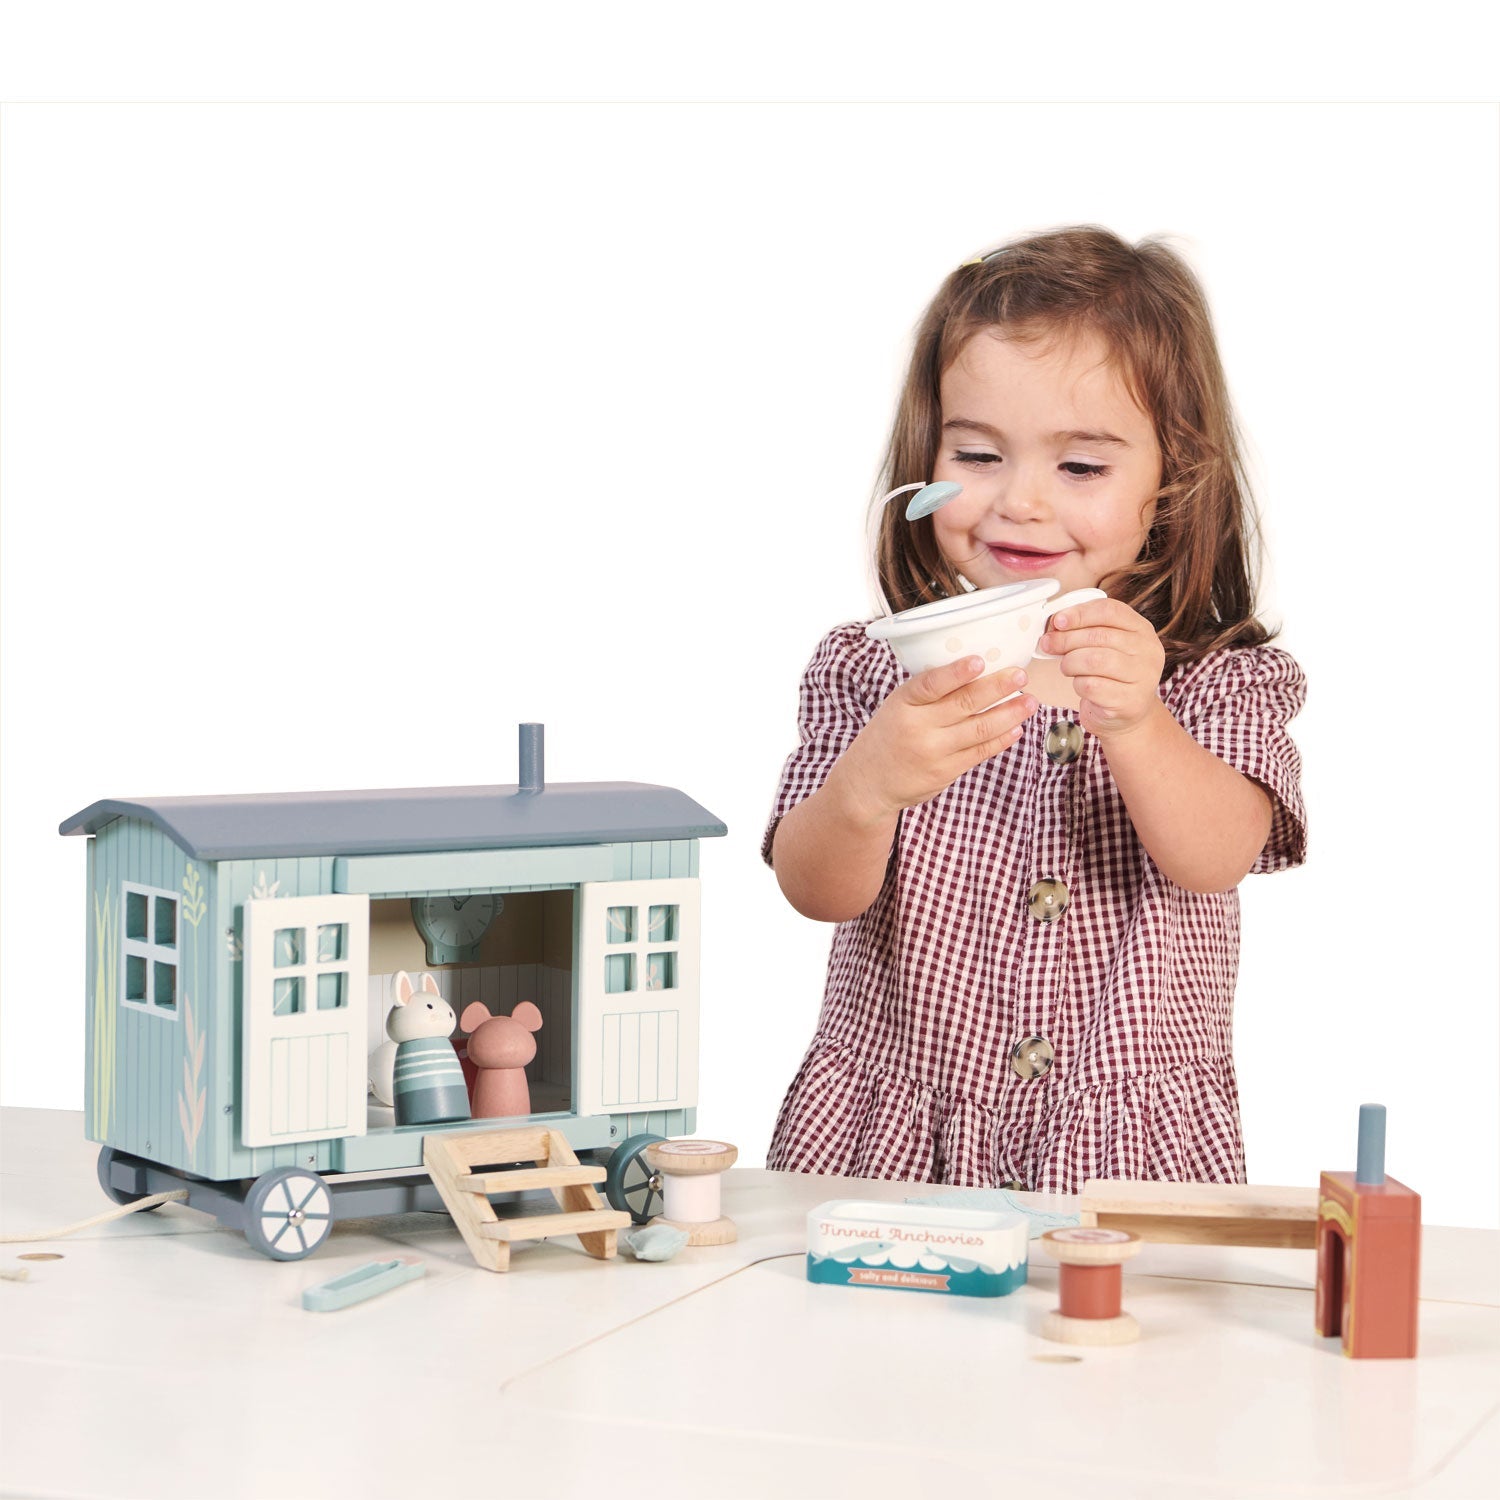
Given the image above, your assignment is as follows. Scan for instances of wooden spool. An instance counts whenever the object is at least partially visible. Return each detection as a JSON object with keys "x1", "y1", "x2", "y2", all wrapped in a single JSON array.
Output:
[
  {"x1": 644, "y1": 1139, "x2": 738, "y2": 1246},
  {"x1": 1039, "y1": 1227, "x2": 1142, "y2": 1345}
]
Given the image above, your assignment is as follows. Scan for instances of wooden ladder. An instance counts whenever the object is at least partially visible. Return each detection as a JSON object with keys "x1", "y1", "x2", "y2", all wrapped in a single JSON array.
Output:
[{"x1": 424, "y1": 1126, "x2": 632, "y2": 1272}]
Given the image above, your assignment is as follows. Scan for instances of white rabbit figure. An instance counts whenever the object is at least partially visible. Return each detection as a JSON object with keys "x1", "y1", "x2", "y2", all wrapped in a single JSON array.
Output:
[{"x1": 385, "y1": 971, "x2": 470, "y2": 1126}]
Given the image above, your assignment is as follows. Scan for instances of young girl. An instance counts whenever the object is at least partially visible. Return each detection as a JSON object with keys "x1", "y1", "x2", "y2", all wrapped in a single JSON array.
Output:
[{"x1": 763, "y1": 225, "x2": 1306, "y2": 1193}]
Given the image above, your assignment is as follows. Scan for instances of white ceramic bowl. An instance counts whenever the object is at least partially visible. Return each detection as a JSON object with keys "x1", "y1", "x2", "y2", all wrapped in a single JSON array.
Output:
[{"x1": 865, "y1": 580, "x2": 1106, "y2": 677}]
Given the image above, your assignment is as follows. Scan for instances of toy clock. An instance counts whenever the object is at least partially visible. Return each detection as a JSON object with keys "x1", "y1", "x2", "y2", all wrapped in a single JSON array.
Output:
[{"x1": 410, "y1": 893, "x2": 502, "y2": 965}]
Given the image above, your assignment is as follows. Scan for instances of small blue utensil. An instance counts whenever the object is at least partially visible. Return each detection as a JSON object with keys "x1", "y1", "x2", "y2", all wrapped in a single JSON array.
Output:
[
  {"x1": 904, "y1": 481, "x2": 962, "y2": 520},
  {"x1": 301, "y1": 1257, "x2": 425, "y2": 1312}
]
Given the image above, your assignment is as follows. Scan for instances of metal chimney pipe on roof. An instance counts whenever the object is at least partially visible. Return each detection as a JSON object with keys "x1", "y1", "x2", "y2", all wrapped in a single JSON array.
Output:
[{"x1": 518, "y1": 723, "x2": 545, "y2": 794}]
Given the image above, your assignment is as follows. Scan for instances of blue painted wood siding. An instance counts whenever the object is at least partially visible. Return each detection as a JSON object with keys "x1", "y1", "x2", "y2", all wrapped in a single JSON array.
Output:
[
  {"x1": 85, "y1": 826, "x2": 700, "y2": 1185},
  {"x1": 335, "y1": 839, "x2": 699, "y2": 898},
  {"x1": 614, "y1": 842, "x2": 698, "y2": 881},
  {"x1": 85, "y1": 819, "x2": 217, "y2": 1177}
]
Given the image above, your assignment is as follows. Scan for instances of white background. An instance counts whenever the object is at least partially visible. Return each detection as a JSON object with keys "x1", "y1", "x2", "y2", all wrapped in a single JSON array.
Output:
[{"x1": 2, "y1": 97, "x2": 1496, "y2": 1226}]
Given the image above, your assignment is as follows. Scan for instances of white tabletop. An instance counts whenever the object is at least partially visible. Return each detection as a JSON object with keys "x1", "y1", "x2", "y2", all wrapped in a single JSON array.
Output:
[{"x1": 2, "y1": 1107, "x2": 1497, "y2": 1500}]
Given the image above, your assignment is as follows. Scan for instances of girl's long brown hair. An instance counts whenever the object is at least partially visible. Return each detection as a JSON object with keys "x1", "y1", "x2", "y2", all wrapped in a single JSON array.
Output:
[{"x1": 875, "y1": 225, "x2": 1273, "y2": 674}]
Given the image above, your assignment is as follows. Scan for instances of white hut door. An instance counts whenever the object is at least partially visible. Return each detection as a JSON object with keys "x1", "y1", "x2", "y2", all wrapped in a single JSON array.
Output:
[
  {"x1": 577, "y1": 879, "x2": 700, "y2": 1117},
  {"x1": 242, "y1": 894, "x2": 370, "y2": 1148}
]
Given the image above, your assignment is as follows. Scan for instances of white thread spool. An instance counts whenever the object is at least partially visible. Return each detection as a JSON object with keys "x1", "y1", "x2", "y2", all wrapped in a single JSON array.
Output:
[{"x1": 644, "y1": 1139, "x2": 738, "y2": 1245}]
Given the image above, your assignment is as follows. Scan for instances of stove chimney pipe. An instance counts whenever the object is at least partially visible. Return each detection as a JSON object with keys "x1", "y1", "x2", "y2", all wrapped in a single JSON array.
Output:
[{"x1": 518, "y1": 723, "x2": 545, "y2": 795}]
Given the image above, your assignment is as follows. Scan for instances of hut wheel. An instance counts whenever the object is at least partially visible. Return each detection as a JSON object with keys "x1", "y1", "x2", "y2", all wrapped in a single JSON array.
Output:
[
  {"x1": 243, "y1": 1167, "x2": 334, "y2": 1261},
  {"x1": 605, "y1": 1133, "x2": 667, "y2": 1225}
]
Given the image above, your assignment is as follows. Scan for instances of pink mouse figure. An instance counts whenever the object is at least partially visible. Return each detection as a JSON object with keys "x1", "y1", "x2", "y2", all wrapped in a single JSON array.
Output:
[{"x1": 460, "y1": 1001, "x2": 544, "y2": 1119}]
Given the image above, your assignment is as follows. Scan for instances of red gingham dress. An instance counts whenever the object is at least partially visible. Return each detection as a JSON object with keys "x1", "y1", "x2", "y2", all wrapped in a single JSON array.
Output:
[{"x1": 763, "y1": 622, "x2": 1307, "y2": 1193}]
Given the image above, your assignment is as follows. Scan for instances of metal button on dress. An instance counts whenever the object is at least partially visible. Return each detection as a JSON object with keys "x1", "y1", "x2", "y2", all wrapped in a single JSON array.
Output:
[
  {"x1": 1011, "y1": 1036, "x2": 1055, "y2": 1079},
  {"x1": 1028, "y1": 878, "x2": 1069, "y2": 922},
  {"x1": 1044, "y1": 720, "x2": 1084, "y2": 766}
]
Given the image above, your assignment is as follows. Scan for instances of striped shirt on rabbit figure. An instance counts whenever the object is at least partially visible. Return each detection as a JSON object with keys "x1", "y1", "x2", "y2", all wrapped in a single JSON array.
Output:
[{"x1": 386, "y1": 971, "x2": 471, "y2": 1127}]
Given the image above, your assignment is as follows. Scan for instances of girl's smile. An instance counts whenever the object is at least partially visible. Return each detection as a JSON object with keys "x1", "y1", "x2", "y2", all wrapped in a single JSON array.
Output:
[
  {"x1": 985, "y1": 539, "x2": 1072, "y2": 574},
  {"x1": 932, "y1": 330, "x2": 1162, "y2": 599}
]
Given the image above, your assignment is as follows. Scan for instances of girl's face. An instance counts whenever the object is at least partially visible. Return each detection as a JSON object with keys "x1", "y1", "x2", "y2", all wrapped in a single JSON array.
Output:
[{"x1": 931, "y1": 329, "x2": 1162, "y2": 597}]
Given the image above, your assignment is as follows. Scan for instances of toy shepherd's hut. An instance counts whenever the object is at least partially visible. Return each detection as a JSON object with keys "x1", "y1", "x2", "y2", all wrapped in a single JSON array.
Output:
[{"x1": 60, "y1": 724, "x2": 727, "y2": 1258}]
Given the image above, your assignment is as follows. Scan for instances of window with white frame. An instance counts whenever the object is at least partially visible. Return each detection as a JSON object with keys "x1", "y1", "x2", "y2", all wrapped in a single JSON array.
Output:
[
  {"x1": 122, "y1": 882, "x2": 179, "y2": 1017},
  {"x1": 604, "y1": 901, "x2": 680, "y2": 994},
  {"x1": 270, "y1": 919, "x2": 352, "y2": 1016}
]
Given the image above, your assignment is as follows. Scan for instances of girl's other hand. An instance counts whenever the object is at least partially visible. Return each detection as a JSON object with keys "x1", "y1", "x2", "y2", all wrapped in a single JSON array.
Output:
[
  {"x1": 1039, "y1": 599, "x2": 1166, "y2": 739},
  {"x1": 833, "y1": 656, "x2": 1038, "y2": 826}
]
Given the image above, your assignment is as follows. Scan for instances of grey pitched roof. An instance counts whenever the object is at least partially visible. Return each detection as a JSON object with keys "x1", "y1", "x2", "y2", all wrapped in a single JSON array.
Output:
[{"x1": 59, "y1": 782, "x2": 728, "y2": 861}]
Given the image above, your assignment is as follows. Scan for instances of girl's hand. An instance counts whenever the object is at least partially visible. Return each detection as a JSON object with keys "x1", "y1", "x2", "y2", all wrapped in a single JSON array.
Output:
[
  {"x1": 832, "y1": 656, "x2": 1038, "y2": 825},
  {"x1": 1039, "y1": 599, "x2": 1166, "y2": 739}
]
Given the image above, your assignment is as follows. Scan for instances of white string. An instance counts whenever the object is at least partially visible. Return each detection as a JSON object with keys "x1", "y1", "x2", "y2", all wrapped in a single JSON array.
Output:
[
  {"x1": 867, "y1": 483, "x2": 926, "y2": 618},
  {"x1": 0, "y1": 1190, "x2": 188, "y2": 1244},
  {"x1": 662, "y1": 1172, "x2": 722, "y2": 1223}
]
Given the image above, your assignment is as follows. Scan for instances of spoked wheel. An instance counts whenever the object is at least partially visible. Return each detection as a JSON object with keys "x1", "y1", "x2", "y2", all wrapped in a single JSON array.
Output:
[
  {"x1": 97, "y1": 1146, "x2": 164, "y2": 1209},
  {"x1": 243, "y1": 1167, "x2": 334, "y2": 1261},
  {"x1": 605, "y1": 1133, "x2": 666, "y2": 1225}
]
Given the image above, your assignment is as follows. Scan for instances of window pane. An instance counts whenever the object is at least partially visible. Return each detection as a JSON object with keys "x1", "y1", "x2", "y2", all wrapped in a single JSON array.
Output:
[
  {"x1": 126, "y1": 954, "x2": 148, "y2": 1002},
  {"x1": 126, "y1": 891, "x2": 149, "y2": 942},
  {"x1": 154, "y1": 962, "x2": 177, "y2": 1010},
  {"x1": 605, "y1": 953, "x2": 635, "y2": 994},
  {"x1": 646, "y1": 952, "x2": 677, "y2": 991},
  {"x1": 154, "y1": 896, "x2": 178, "y2": 948},
  {"x1": 648, "y1": 905, "x2": 678, "y2": 942},
  {"x1": 606, "y1": 906, "x2": 635, "y2": 944},
  {"x1": 274, "y1": 928, "x2": 303, "y2": 967},
  {"x1": 317, "y1": 924, "x2": 347, "y2": 962},
  {"x1": 274, "y1": 977, "x2": 304, "y2": 1015},
  {"x1": 317, "y1": 972, "x2": 347, "y2": 1010}
]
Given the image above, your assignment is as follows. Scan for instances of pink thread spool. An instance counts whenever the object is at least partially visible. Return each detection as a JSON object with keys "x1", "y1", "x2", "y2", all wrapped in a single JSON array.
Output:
[
  {"x1": 644, "y1": 1139, "x2": 739, "y2": 1246},
  {"x1": 1039, "y1": 1227, "x2": 1142, "y2": 1345}
]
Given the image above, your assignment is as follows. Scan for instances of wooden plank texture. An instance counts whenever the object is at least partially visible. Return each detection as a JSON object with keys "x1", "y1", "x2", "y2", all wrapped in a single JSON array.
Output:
[
  {"x1": 1079, "y1": 1179, "x2": 1320, "y2": 1249},
  {"x1": 424, "y1": 1127, "x2": 628, "y2": 1271},
  {"x1": 483, "y1": 1209, "x2": 631, "y2": 1243},
  {"x1": 455, "y1": 1164, "x2": 606, "y2": 1194}
]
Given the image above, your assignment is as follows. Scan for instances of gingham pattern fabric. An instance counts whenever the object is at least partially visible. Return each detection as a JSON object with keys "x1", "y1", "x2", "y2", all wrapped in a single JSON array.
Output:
[{"x1": 762, "y1": 622, "x2": 1307, "y2": 1193}]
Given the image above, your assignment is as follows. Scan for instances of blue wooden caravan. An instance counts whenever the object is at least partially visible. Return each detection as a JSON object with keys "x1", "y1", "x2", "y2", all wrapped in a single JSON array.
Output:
[{"x1": 60, "y1": 725, "x2": 727, "y2": 1259}]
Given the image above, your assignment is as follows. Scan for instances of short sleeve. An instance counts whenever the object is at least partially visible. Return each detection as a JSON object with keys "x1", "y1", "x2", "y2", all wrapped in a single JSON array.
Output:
[
  {"x1": 761, "y1": 623, "x2": 896, "y2": 866},
  {"x1": 1168, "y1": 645, "x2": 1308, "y2": 874}
]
